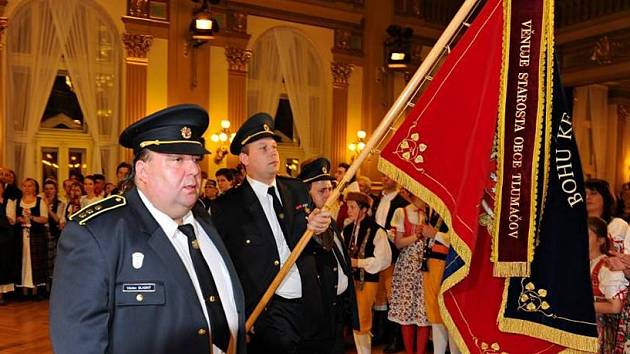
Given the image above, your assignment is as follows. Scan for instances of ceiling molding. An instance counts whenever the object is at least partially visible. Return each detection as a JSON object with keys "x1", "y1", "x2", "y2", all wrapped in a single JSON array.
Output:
[{"x1": 226, "y1": 0, "x2": 363, "y2": 30}]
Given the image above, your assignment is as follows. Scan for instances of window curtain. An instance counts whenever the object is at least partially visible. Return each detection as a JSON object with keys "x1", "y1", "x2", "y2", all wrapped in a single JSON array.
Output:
[
  {"x1": 273, "y1": 28, "x2": 327, "y2": 155},
  {"x1": 247, "y1": 33, "x2": 284, "y2": 118},
  {"x1": 573, "y1": 85, "x2": 618, "y2": 189},
  {"x1": 6, "y1": 0, "x2": 120, "y2": 180},
  {"x1": 6, "y1": 0, "x2": 62, "y2": 180},
  {"x1": 248, "y1": 27, "x2": 327, "y2": 155},
  {"x1": 49, "y1": 0, "x2": 121, "y2": 176}
]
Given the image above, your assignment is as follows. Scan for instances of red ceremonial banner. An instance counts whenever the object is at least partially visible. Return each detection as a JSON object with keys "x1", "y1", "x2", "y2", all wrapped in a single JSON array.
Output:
[{"x1": 378, "y1": 0, "x2": 596, "y2": 352}]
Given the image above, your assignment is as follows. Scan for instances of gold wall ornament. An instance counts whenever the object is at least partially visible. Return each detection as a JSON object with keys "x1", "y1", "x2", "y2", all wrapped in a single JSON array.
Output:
[
  {"x1": 590, "y1": 36, "x2": 621, "y2": 65},
  {"x1": 334, "y1": 29, "x2": 352, "y2": 50},
  {"x1": 122, "y1": 33, "x2": 154, "y2": 62},
  {"x1": 618, "y1": 104, "x2": 629, "y2": 121},
  {"x1": 331, "y1": 62, "x2": 354, "y2": 88},
  {"x1": 230, "y1": 12, "x2": 247, "y2": 33},
  {"x1": 127, "y1": 0, "x2": 149, "y2": 18},
  {"x1": 0, "y1": 17, "x2": 7, "y2": 49},
  {"x1": 225, "y1": 47, "x2": 252, "y2": 73}
]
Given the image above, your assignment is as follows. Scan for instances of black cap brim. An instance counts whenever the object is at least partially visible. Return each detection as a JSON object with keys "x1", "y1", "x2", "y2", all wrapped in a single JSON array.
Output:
[
  {"x1": 146, "y1": 142, "x2": 210, "y2": 156},
  {"x1": 230, "y1": 132, "x2": 281, "y2": 155}
]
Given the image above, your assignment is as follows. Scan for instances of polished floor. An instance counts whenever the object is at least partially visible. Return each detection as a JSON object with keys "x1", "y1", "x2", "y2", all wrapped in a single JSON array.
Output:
[{"x1": 0, "y1": 298, "x2": 404, "y2": 354}]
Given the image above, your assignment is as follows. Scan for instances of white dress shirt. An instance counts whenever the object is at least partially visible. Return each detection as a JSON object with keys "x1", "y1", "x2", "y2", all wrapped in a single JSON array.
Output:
[
  {"x1": 350, "y1": 223, "x2": 392, "y2": 274},
  {"x1": 332, "y1": 234, "x2": 349, "y2": 295},
  {"x1": 246, "y1": 176, "x2": 302, "y2": 298},
  {"x1": 138, "y1": 190, "x2": 238, "y2": 354},
  {"x1": 375, "y1": 190, "x2": 399, "y2": 228}
]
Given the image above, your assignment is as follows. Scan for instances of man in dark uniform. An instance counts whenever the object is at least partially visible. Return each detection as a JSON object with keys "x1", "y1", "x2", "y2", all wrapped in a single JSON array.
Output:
[
  {"x1": 50, "y1": 104, "x2": 246, "y2": 354},
  {"x1": 211, "y1": 113, "x2": 332, "y2": 354},
  {"x1": 298, "y1": 157, "x2": 360, "y2": 354}
]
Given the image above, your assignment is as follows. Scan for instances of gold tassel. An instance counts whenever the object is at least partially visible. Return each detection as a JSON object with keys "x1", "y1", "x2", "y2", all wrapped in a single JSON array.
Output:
[{"x1": 492, "y1": 262, "x2": 530, "y2": 277}]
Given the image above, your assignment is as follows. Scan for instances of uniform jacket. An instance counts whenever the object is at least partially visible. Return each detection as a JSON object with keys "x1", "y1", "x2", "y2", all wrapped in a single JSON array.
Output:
[
  {"x1": 314, "y1": 220, "x2": 360, "y2": 331},
  {"x1": 211, "y1": 176, "x2": 326, "y2": 339},
  {"x1": 50, "y1": 188, "x2": 246, "y2": 354}
]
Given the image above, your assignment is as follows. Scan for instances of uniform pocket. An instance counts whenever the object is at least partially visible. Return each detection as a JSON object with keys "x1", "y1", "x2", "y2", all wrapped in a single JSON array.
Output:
[{"x1": 115, "y1": 281, "x2": 165, "y2": 306}]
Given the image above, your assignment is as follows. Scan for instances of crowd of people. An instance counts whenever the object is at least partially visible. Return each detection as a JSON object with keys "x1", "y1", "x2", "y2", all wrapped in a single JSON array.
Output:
[
  {"x1": 3, "y1": 104, "x2": 630, "y2": 354},
  {"x1": 0, "y1": 163, "x2": 131, "y2": 304}
]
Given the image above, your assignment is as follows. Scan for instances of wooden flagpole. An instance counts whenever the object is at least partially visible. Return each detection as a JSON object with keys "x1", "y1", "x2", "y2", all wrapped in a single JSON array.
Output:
[{"x1": 246, "y1": 0, "x2": 480, "y2": 332}]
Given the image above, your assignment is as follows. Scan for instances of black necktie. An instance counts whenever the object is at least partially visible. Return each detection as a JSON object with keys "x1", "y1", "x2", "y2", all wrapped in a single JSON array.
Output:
[
  {"x1": 267, "y1": 186, "x2": 288, "y2": 236},
  {"x1": 178, "y1": 224, "x2": 230, "y2": 352}
]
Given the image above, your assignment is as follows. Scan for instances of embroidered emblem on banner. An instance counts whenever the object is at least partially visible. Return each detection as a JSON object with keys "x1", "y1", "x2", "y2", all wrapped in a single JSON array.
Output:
[{"x1": 394, "y1": 129, "x2": 428, "y2": 172}]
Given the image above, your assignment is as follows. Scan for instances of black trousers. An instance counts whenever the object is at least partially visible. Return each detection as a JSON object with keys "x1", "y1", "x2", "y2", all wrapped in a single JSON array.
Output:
[
  {"x1": 329, "y1": 293, "x2": 351, "y2": 354},
  {"x1": 249, "y1": 296, "x2": 330, "y2": 354}
]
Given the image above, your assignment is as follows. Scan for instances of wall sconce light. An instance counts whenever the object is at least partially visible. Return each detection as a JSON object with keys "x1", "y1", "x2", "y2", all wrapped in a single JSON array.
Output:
[
  {"x1": 187, "y1": 0, "x2": 220, "y2": 87},
  {"x1": 348, "y1": 130, "x2": 367, "y2": 160},
  {"x1": 385, "y1": 25, "x2": 413, "y2": 69},
  {"x1": 190, "y1": 0, "x2": 220, "y2": 45},
  {"x1": 210, "y1": 119, "x2": 236, "y2": 163}
]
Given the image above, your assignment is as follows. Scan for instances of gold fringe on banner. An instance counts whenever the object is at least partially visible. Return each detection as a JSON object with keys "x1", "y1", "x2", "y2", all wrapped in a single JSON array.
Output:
[
  {"x1": 497, "y1": 2, "x2": 598, "y2": 351},
  {"x1": 492, "y1": 261, "x2": 530, "y2": 277},
  {"x1": 490, "y1": 0, "x2": 511, "y2": 269},
  {"x1": 497, "y1": 279, "x2": 599, "y2": 352},
  {"x1": 491, "y1": 0, "x2": 548, "y2": 277}
]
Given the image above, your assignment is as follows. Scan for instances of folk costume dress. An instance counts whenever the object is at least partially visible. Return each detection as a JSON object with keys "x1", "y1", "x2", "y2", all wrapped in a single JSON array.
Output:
[
  {"x1": 0, "y1": 197, "x2": 15, "y2": 294},
  {"x1": 7, "y1": 197, "x2": 49, "y2": 288},
  {"x1": 387, "y1": 204, "x2": 430, "y2": 327},
  {"x1": 590, "y1": 254, "x2": 628, "y2": 353},
  {"x1": 608, "y1": 217, "x2": 629, "y2": 253}
]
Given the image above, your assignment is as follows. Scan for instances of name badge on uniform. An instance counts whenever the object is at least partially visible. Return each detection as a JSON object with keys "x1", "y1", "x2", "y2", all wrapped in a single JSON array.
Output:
[
  {"x1": 122, "y1": 283, "x2": 156, "y2": 292},
  {"x1": 132, "y1": 252, "x2": 144, "y2": 269}
]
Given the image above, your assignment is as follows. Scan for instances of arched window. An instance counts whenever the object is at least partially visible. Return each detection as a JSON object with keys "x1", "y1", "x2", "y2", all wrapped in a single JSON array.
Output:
[
  {"x1": 6, "y1": 0, "x2": 120, "y2": 182},
  {"x1": 247, "y1": 27, "x2": 328, "y2": 156}
]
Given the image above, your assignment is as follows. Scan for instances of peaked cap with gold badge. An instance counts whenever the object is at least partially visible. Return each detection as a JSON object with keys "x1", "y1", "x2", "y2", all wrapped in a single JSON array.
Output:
[
  {"x1": 119, "y1": 104, "x2": 210, "y2": 156},
  {"x1": 298, "y1": 157, "x2": 335, "y2": 183},
  {"x1": 229, "y1": 112, "x2": 281, "y2": 155}
]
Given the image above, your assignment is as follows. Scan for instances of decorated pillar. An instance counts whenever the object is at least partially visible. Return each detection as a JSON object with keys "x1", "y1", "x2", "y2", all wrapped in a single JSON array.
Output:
[
  {"x1": 122, "y1": 32, "x2": 153, "y2": 161},
  {"x1": 331, "y1": 62, "x2": 353, "y2": 168},
  {"x1": 0, "y1": 17, "x2": 7, "y2": 164},
  {"x1": 225, "y1": 46, "x2": 252, "y2": 129}
]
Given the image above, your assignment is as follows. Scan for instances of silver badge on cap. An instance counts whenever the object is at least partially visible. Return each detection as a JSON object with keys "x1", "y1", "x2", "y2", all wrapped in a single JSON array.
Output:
[
  {"x1": 181, "y1": 126, "x2": 192, "y2": 139},
  {"x1": 322, "y1": 166, "x2": 328, "y2": 174},
  {"x1": 263, "y1": 123, "x2": 270, "y2": 132}
]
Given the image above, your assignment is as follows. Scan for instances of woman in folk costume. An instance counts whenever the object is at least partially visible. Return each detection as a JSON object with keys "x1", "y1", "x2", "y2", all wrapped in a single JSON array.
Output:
[
  {"x1": 589, "y1": 216, "x2": 628, "y2": 353},
  {"x1": 343, "y1": 191, "x2": 392, "y2": 354},
  {"x1": 60, "y1": 181, "x2": 83, "y2": 229},
  {"x1": 585, "y1": 179, "x2": 629, "y2": 253},
  {"x1": 0, "y1": 182, "x2": 16, "y2": 305},
  {"x1": 6, "y1": 178, "x2": 49, "y2": 298},
  {"x1": 43, "y1": 179, "x2": 65, "y2": 287},
  {"x1": 387, "y1": 192, "x2": 431, "y2": 354}
]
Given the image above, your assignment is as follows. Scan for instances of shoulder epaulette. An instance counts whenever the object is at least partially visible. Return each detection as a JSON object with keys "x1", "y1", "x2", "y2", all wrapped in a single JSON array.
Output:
[{"x1": 69, "y1": 195, "x2": 127, "y2": 225}]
